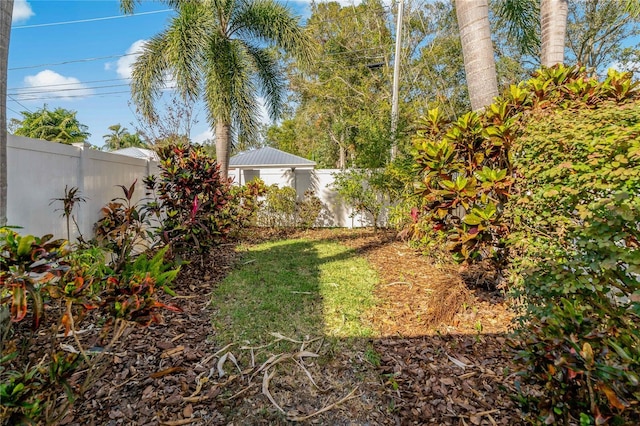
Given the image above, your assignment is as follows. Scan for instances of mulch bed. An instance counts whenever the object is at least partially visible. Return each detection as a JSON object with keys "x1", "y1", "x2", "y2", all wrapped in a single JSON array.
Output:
[{"x1": 60, "y1": 228, "x2": 532, "y2": 425}]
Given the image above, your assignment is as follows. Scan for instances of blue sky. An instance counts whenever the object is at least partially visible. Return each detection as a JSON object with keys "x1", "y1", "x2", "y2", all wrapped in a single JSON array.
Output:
[{"x1": 7, "y1": 0, "x2": 321, "y2": 149}]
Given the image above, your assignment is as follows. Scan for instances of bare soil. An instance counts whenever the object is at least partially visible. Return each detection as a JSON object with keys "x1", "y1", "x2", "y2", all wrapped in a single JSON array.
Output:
[{"x1": 65, "y1": 228, "x2": 529, "y2": 426}]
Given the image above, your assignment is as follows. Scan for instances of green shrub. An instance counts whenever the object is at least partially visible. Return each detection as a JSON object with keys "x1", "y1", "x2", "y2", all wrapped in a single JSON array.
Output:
[
  {"x1": 94, "y1": 180, "x2": 154, "y2": 272},
  {"x1": 258, "y1": 185, "x2": 298, "y2": 228},
  {"x1": 225, "y1": 178, "x2": 268, "y2": 236},
  {"x1": 406, "y1": 64, "x2": 640, "y2": 422},
  {"x1": 409, "y1": 106, "x2": 514, "y2": 262},
  {"x1": 297, "y1": 189, "x2": 323, "y2": 229},
  {"x1": 510, "y1": 100, "x2": 640, "y2": 424},
  {"x1": 1, "y1": 226, "x2": 180, "y2": 425},
  {"x1": 144, "y1": 143, "x2": 233, "y2": 252},
  {"x1": 331, "y1": 168, "x2": 394, "y2": 231}
]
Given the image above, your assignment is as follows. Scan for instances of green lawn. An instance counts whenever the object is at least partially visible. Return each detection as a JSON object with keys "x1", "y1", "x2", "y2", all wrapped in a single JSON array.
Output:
[{"x1": 210, "y1": 237, "x2": 378, "y2": 348}]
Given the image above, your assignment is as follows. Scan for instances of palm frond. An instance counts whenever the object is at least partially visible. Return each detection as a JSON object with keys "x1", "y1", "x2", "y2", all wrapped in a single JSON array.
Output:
[
  {"x1": 164, "y1": 2, "x2": 209, "y2": 101},
  {"x1": 120, "y1": 0, "x2": 183, "y2": 14},
  {"x1": 243, "y1": 43, "x2": 285, "y2": 121},
  {"x1": 495, "y1": 0, "x2": 540, "y2": 57},
  {"x1": 130, "y1": 34, "x2": 172, "y2": 123},
  {"x1": 231, "y1": 0, "x2": 315, "y2": 67}
]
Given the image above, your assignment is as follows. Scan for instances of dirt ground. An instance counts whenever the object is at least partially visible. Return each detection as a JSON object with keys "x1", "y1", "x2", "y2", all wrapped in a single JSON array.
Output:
[{"x1": 66, "y1": 228, "x2": 529, "y2": 426}]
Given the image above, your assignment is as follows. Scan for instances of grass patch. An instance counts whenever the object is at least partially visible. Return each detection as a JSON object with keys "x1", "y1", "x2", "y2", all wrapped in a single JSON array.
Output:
[{"x1": 211, "y1": 237, "x2": 378, "y2": 348}]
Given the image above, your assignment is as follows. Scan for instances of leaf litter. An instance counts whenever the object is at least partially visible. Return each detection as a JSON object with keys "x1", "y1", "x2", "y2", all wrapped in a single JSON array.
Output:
[{"x1": 66, "y1": 228, "x2": 534, "y2": 425}]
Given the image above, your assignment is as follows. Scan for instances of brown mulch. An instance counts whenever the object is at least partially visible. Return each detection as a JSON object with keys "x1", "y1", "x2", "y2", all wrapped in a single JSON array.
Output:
[{"x1": 62, "y1": 228, "x2": 531, "y2": 426}]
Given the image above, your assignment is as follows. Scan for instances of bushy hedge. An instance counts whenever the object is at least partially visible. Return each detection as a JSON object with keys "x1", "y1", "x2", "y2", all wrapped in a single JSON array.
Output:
[
  {"x1": 510, "y1": 98, "x2": 640, "y2": 424},
  {"x1": 257, "y1": 185, "x2": 323, "y2": 229},
  {"x1": 407, "y1": 65, "x2": 640, "y2": 423}
]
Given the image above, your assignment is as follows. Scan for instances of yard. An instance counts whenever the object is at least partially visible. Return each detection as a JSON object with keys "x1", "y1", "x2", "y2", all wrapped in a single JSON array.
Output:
[{"x1": 67, "y1": 228, "x2": 525, "y2": 425}]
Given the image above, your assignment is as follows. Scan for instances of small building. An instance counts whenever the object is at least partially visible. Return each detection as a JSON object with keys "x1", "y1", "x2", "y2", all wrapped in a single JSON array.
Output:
[
  {"x1": 229, "y1": 146, "x2": 316, "y2": 198},
  {"x1": 111, "y1": 147, "x2": 160, "y2": 162}
]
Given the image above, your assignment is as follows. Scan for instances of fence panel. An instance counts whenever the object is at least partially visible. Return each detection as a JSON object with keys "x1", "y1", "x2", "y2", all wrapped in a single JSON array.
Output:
[{"x1": 7, "y1": 136, "x2": 154, "y2": 240}]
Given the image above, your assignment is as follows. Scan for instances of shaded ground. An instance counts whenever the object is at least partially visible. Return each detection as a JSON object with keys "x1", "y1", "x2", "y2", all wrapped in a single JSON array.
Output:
[{"x1": 69, "y1": 228, "x2": 528, "y2": 425}]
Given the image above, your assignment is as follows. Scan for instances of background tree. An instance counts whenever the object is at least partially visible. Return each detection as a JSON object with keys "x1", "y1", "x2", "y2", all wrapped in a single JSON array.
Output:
[
  {"x1": 121, "y1": 0, "x2": 313, "y2": 179},
  {"x1": 566, "y1": 0, "x2": 640, "y2": 73},
  {"x1": 102, "y1": 124, "x2": 148, "y2": 151},
  {"x1": 10, "y1": 106, "x2": 90, "y2": 144},
  {"x1": 265, "y1": 0, "x2": 527, "y2": 167},
  {"x1": 0, "y1": 0, "x2": 12, "y2": 227}
]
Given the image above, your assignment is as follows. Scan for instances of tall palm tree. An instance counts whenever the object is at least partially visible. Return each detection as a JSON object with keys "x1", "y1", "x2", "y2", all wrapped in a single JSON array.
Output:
[
  {"x1": 121, "y1": 0, "x2": 313, "y2": 178},
  {"x1": 455, "y1": 0, "x2": 499, "y2": 111},
  {"x1": 540, "y1": 0, "x2": 568, "y2": 66},
  {"x1": 0, "y1": 0, "x2": 13, "y2": 227}
]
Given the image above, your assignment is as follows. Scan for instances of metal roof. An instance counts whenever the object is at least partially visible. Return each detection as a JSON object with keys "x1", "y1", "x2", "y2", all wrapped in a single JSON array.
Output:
[
  {"x1": 230, "y1": 146, "x2": 315, "y2": 168},
  {"x1": 112, "y1": 147, "x2": 159, "y2": 161}
]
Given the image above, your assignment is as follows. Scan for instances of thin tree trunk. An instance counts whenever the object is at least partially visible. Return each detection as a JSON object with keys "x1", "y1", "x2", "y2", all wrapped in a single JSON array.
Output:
[
  {"x1": 0, "y1": 0, "x2": 13, "y2": 227},
  {"x1": 455, "y1": 0, "x2": 498, "y2": 112},
  {"x1": 540, "y1": 0, "x2": 568, "y2": 67},
  {"x1": 215, "y1": 121, "x2": 231, "y2": 180}
]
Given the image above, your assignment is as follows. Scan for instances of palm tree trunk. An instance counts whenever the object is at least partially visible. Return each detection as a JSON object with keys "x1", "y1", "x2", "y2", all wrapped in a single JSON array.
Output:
[
  {"x1": 540, "y1": 0, "x2": 568, "y2": 67},
  {"x1": 0, "y1": 0, "x2": 13, "y2": 227},
  {"x1": 215, "y1": 121, "x2": 231, "y2": 180},
  {"x1": 455, "y1": 0, "x2": 498, "y2": 112}
]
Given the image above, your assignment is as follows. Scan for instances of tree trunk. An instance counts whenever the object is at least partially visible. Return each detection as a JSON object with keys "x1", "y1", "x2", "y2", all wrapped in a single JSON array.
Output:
[
  {"x1": 0, "y1": 0, "x2": 13, "y2": 227},
  {"x1": 455, "y1": 0, "x2": 498, "y2": 112},
  {"x1": 540, "y1": 0, "x2": 568, "y2": 67},
  {"x1": 215, "y1": 121, "x2": 231, "y2": 180}
]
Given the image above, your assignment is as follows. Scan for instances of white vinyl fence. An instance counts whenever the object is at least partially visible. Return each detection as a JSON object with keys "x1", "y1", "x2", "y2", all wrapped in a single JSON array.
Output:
[
  {"x1": 7, "y1": 135, "x2": 158, "y2": 241},
  {"x1": 7, "y1": 137, "x2": 376, "y2": 242}
]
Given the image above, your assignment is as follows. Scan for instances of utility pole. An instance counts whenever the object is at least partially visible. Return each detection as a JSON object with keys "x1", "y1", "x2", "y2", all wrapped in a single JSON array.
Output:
[{"x1": 390, "y1": 0, "x2": 403, "y2": 161}]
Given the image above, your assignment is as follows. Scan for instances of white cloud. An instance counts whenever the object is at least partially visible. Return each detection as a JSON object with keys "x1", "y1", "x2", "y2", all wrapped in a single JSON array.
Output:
[
  {"x1": 115, "y1": 39, "x2": 147, "y2": 79},
  {"x1": 13, "y1": 0, "x2": 34, "y2": 24},
  {"x1": 193, "y1": 129, "x2": 214, "y2": 144},
  {"x1": 18, "y1": 70, "x2": 94, "y2": 101}
]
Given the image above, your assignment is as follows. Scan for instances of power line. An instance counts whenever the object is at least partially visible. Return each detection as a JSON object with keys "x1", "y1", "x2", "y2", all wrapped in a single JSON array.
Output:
[
  {"x1": 9, "y1": 82, "x2": 132, "y2": 97},
  {"x1": 8, "y1": 77, "x2": 131, "y2": 91},
  {"x1": 12, "y1": 87, "x2": 177, "y2": 102},
  {"x1": 7, "y1": 105, "x2": 22, "y2": 115},
  {"x1": 7, "y1": 94, "x2": 33, "y2": 113},
  {"x1": 9, "y1": 53, "x2": 139, "y2": 71},
  {"x1": 12, "y1": 9, "x2": 173, "y2": 29},
  {"x1": 8, "y1": 44, "x2": 391, "y2": 74},
  {"x1": 13, "y1": 90, "x2": 133, "y2": 101}
]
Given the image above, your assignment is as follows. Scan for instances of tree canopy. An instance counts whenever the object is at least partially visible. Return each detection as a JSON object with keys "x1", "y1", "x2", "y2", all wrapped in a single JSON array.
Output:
[
  {"x1": 10, "y1": 106, "x2": 90, "y2": 144},
  {"x1": 121, "y1": 0, "x2": 313, "y2": 178}
]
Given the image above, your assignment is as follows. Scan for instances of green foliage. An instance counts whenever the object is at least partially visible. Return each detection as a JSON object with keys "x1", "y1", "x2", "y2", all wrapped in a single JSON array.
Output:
[
  {"x1": 145, "y1": 143, "x2": 234, "y2": 252},
  {"x1": 297, "y1": 190, "x2": 323, "y2": 229},
  {"x1": 10, "y1": 105, "x2": 90, "y2": 144},
  {"x1": 331, "y1": 168, "x2": 396, "y2": 231},
  {"x1": 409, "y1": 106, "x2": 513, "y2": 263},
  {"x1": 0, "y1": 229, "x2": 68, "y2": 329},
  {"x1": 406, "y1": 64, "x2": 640, "y2": 421},
  {"x1": 101, "y1": 246, "x2": 180, "y2": 325},
  {"x1": 94, "y1": 180, "x2": 154, "y2": 271},
  {"x1": 257, "y1": 185, "x2": 323, "y2": 229},
  {"x1": 102, "y1": 124, "x2": 148, "y2": 151},
  {"x1": 1, "y1": 226, "x2": 180, "y2": 424},
  {"x1": 225, "y1": 178, "x2": 268, "y2": 236},
  {"x1": 50, "y1": 185, "x2": 87, "y2": 243},
  {"x1": 510, "y1": 101, "x2": 640, "y2": 423},
  {"x1": 259, "y1": 185, "x2": 298, "y2": 228}
]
